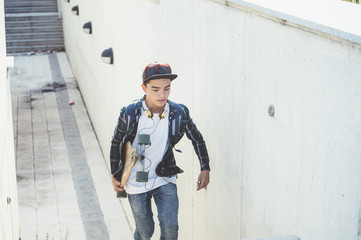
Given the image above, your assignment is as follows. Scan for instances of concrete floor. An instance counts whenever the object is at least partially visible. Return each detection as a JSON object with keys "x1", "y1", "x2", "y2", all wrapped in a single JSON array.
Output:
[{"x1": 10, "y1": 52, "x2": 133, "y2": 240}]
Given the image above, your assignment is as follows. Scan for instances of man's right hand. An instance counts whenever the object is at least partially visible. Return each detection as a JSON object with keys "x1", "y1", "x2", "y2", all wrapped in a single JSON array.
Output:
[{"x1": 111, "y1": 175, "x2": 125, "y2": 192}]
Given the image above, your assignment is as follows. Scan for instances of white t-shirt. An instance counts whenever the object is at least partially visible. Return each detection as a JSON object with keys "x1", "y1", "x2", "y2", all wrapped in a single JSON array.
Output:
[{"x1": 125, "y1": 101, "x2": 176, "y2": 194}]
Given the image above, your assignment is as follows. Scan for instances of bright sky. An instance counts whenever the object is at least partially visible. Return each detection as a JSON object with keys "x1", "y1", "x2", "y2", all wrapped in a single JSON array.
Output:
[{"x1": 245, "y1": 0, "x2": 361, "y2": 37}]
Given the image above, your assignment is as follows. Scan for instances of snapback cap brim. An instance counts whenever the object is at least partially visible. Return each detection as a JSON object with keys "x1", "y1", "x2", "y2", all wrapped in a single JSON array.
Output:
[{"x1": 143, "y1": 74, "x2": 178, "y2": 83}]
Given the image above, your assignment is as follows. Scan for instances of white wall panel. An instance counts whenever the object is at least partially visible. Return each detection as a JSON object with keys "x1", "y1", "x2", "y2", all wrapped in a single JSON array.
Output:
[{"x1": 60, "y1": 0, "x2": 361, "y2": 239}]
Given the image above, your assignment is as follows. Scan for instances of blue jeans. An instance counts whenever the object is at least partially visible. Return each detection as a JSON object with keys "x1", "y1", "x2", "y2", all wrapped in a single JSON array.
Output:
[{"x1": 128, "y1": 183, "x2": 179, "y2": 240}]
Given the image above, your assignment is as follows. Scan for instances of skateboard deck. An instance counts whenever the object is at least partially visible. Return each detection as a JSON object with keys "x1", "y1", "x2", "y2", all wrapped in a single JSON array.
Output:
[{"x1": 120, "y1": 141, "x2": 138, "y2": 187}]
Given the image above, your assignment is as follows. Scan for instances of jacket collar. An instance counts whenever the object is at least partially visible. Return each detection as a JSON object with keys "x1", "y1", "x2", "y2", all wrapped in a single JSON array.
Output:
[{"x1": 134, "y1": 96, "x2": 144, "y2": 111}]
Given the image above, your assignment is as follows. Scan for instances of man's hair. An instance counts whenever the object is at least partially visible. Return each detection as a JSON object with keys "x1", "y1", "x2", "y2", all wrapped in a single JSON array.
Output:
[{"x1": 143, "y1": 80, "x2": 150, "y2": 86}]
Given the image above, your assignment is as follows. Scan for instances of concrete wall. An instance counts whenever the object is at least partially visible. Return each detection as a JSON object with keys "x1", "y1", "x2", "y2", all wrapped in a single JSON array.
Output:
[
  {"x1": 60, "y1": 0, "x2": 361, "y2": 239},
  {"x1": 0, "y1": 0, "x2": 19, "y2": 237}
]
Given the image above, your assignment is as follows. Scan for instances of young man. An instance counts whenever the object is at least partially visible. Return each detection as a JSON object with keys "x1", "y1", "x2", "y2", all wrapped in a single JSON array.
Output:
[{"x1": 110, "y1": 62, "x2": 210, "y2": 240}]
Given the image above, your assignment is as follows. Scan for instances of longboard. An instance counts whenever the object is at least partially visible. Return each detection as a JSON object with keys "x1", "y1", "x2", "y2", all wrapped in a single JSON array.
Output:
[{"x1": 120, "y1": 141, "x2": 138, "y2": 187}]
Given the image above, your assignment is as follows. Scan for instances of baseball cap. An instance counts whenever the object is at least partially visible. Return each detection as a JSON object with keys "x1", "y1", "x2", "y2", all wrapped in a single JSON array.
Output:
[{"x1": 142, "y1": 62, "x2": 178, "y2": 83}]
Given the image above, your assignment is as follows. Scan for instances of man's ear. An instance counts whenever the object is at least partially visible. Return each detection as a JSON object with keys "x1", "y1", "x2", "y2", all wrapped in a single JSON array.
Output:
[{"x1": 141, "y1": 84, "x2": 147, "y2": 92}]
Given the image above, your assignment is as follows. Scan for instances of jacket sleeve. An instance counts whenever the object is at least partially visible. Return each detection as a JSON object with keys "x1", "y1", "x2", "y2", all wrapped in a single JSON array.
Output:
[
  {"x1": 110, "y1": 107, "x2": 127, "y2": 180},
  {"x1": 182, "y1": 105, "x2": 211, "y2": 172}
]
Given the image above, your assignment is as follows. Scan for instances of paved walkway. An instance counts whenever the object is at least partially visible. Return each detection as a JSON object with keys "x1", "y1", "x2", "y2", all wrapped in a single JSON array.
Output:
[{"x1": 10, "y1": 52, "x2": 133, "y2": 240}]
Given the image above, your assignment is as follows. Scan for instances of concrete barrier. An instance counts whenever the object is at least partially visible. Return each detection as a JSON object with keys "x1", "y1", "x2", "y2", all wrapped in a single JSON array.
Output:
[{"x1": 0, "y1": 0, "x2": 19, "y2": 236}]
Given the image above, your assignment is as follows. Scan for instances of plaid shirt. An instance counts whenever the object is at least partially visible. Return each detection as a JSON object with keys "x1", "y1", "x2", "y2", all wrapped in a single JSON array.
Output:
[{"x1": 110, "y1": 96, "x2": 210, "y2": 181}]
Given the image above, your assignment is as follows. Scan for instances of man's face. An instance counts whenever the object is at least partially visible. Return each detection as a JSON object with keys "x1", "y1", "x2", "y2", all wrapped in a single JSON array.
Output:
[{"x1": 142, "y1": 78, "x2": 171, "y2": 112}]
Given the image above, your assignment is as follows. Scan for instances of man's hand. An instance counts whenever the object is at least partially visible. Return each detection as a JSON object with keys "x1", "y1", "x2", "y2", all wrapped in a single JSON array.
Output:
[
  {"x1": 111, "y1": 175, "x2": 125, "y2": 192},
  {"x1": 196, "y1": 170, "x2": 210, "y2": 191}
]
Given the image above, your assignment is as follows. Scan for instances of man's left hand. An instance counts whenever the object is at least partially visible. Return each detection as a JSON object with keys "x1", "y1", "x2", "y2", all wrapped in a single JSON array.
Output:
[{"x1": 197, "y1": 170, "x2": 210, "y2": 191}]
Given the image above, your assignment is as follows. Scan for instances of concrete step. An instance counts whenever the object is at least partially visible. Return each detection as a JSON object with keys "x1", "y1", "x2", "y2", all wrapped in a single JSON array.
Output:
[
  {"x1": 6, "y1": 38, "x2": 64, "y2": 45},
  {"x1": 5, "y1": 4, "x2": 57, "y2": 10},
  {"x1": 5, "y1": 24, "x2": 62, "y2": 31},
  {"x1": 6, "y1": 45, "x2": 65, "y2": 54},
  {"x1": 5, "y1": 13, "x2": 60, "y2": 22},
  {"x1": 5, "y1": 0, "x2": 56, "y2": 2},
  {"x1": 5, "y1": 6, "x2": 58, "y2": 13},
  {"x1": 6, "y1": 19, "x2": 62, "y2": 28},
  {"x1": 6, "y1": 25, "x2": 63, "y2": 34},
  {"x1": 7, "y1": 37, "x2": 64, "y2": 45},
  {"x1": 6, "y1": 43, "x2": 65, "y2": 52},
  {"x1": 6, "y1": 32, "x2": 64, "y2": 41},
  {"x1": 5, "y1": 1, "x2": 57, "y2": 7},
  {"x1": 6, "y1": 35, "x2": 64, "y2": 42},
  {"x1": 6, "y1": 45, "x2": 65, "y2": 53}
]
